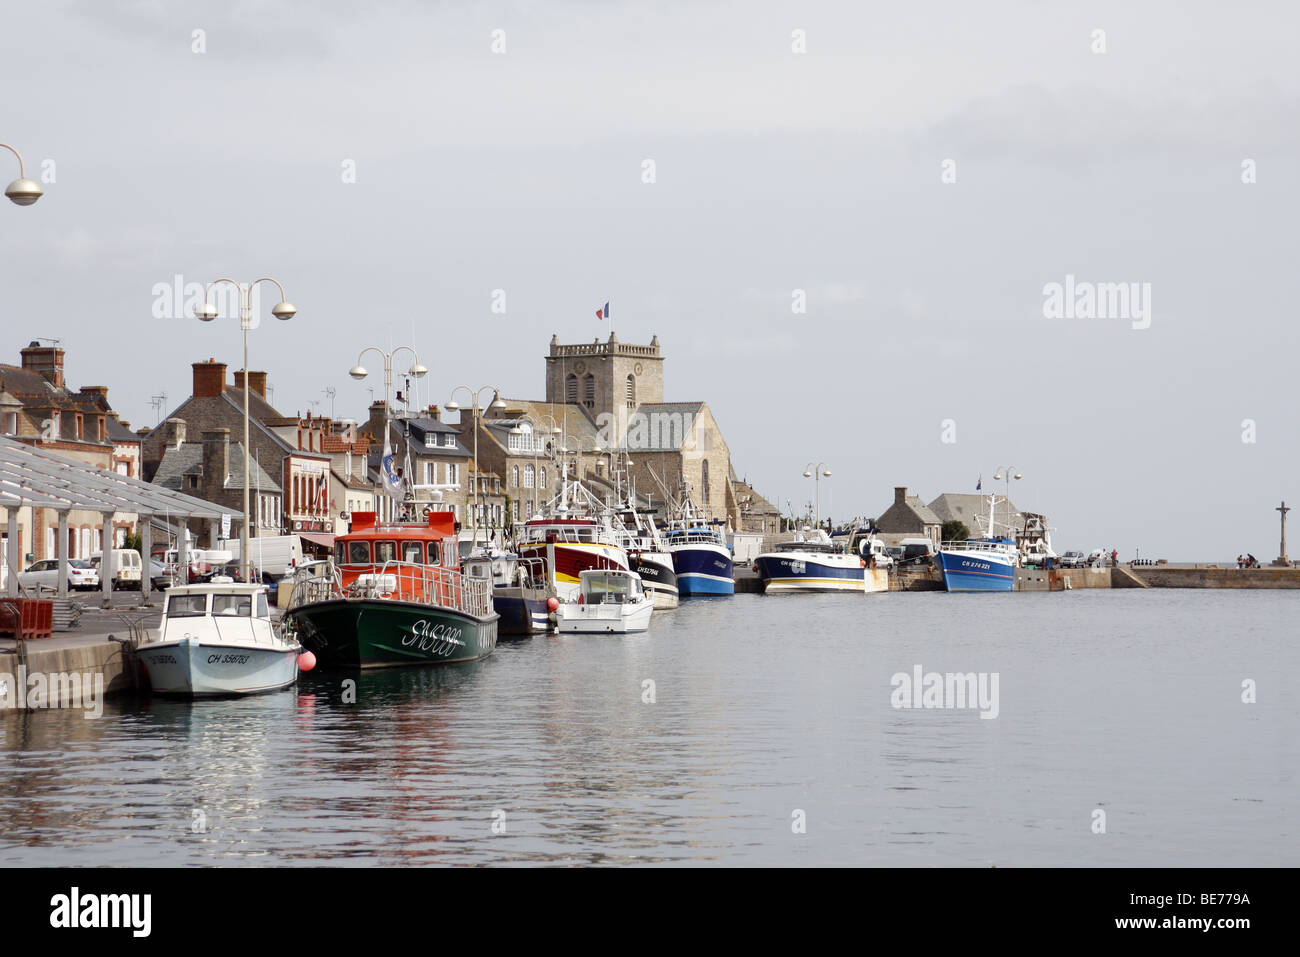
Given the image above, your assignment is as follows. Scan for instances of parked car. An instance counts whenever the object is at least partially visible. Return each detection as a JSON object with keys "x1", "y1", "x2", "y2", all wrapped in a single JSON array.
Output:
[
  {"x1": 148, "y1": 559, "x2": 175, "y2": 591},
  {"x1": 1084, "y1": 548, "x2": 1108, "y2": 567},
  {"x1": 89, "y1": 549, "x2": 144, "y2": 589},
  {"x1": 1058, "y1": 550, "x2": 1086, "y2": 568},
  {"x1": 17, "y1": 559, "x2": 100, "y2": 592},
  {"x1": 203, "y1": 561, "x2": 272, "y2": 585}
]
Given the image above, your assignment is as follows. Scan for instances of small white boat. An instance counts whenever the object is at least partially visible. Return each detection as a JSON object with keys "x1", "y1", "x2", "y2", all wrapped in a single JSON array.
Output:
[
  {"x1": 137, "y1": 584, "x2": 300, "y2": 697},
  {"x1": 556, "y1": 569, "x2": 654, "y2": 634}
]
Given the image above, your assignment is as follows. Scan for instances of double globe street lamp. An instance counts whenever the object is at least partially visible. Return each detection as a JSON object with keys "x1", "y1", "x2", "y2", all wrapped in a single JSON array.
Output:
[
  {"x1": 2, "y1": 142, "x2": 42, "y2": 206},
  {"x1": 803, "y1": 462, "x2": 832, "y2": 530},
  {"x1": 195, "y1": 278, "x2": 297, "y2": 582},
  {"x1": 349, "y1": 347, "x2": 428, "y2": 514}
]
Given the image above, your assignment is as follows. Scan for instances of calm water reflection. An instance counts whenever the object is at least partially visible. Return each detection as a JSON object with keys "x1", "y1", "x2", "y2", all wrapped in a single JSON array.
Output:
[{"x1": 2, "y1": 591, "x2": 1295, "y2": 865}]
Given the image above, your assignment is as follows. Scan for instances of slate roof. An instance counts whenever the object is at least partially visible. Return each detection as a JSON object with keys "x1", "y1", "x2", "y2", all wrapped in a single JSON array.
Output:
[
  {"x1": 152, "y1": 441, "x2": 282, "y2": 494},
  {"x1": 927, "y1": 493, "x2": 1024, "y2": 536}
]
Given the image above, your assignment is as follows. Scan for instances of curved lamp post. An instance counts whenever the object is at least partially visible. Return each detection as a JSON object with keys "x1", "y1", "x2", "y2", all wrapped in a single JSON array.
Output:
[
  {"x1": 349, "y1": 346, "x2": 428, "y2": 517},
  {"x1": 445, "y1": 386, "x2": 506, "y2": 544},
  {"x1": 195, "y1": 278, "x2": 296, "y2": 582},
  {"x1": 1, "y1": 143, "x2": 42, "y2": 206},
  {"x1": 802, "y1": 461, "x2": 832, "y2": 529}
]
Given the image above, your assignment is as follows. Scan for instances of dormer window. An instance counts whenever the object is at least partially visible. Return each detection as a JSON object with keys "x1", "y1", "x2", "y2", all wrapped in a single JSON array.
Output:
[{"x1": 443, "y1": 433, "x2": 455, "y2": 449}]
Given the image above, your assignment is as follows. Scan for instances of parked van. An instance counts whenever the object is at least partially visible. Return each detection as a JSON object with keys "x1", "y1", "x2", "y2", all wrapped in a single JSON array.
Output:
[
  {"x1": 897, "y1": 537, "x2": 938, "y2": 566},
  {"x1": 89, "y1": 549, "x2": 144, "y2": 589},
  {"x1": 217, "y1": 535, "x2": 305, "y2": 580}
]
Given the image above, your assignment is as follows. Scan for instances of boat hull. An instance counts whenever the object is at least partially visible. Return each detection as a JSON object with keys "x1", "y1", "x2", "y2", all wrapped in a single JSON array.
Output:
[
  {"x1": 557, "y1": 600, "x2": 654, "y2": 634},
  {"x1": 756, "y1": 553, "x2": 888, "y2": 593},
  {"x1": 935, "y1": 550, "x2": 1016, "y2": 592},
  {"x1": 670, "y1": 545, "x2": 734, "y2": 596},
  {"x1": 628, "y1": 552, "x2": 679, "y2": 609},
  {"x1": 493, "y1": 591, "x2": 553, "y2": 635},
  {"x1": 286, "y1": 598, "x2": 499, "y2": 669},
  {"x1": 137, "y1": 638, "x2": 299, "y2": 697}
]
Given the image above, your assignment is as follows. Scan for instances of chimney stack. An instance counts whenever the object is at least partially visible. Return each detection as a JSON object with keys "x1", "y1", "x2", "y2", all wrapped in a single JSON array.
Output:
[
  {"x1": 192, "y1": 358, "x2": 227, "y2": 398},
  {"x1": 232, "y1": 369, "x2": 268, "y2": 399},
  {"x1": 20, "y1": 341, "x2": 66, "y2": 389},
  {"x1": 165, "y1": 417, "x2": 187, "y2": 450},
  {"x1": 201, "y1": 429, "x2": 231, "y2": 496},
  {"x1": 894, "y1": 486, "x2": 907, "y2": 506},
  {"x1": 427, "y1": 404, "x2": 440, "y2": 421}
]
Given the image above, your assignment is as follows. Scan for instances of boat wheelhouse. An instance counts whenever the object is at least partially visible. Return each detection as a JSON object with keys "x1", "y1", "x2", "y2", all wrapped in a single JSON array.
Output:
[
  {"x1": 463, "y1": 550, "x2": 555, "y2": 635},
  {"x1": 284, "y1": 510, "x2": 497, "y2": 668}
]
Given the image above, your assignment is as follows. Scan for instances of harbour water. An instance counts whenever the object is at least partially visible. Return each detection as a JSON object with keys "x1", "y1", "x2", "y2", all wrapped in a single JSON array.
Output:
[{"x1": 2, "y1": 590, "x2": 1295, "y2": 866}]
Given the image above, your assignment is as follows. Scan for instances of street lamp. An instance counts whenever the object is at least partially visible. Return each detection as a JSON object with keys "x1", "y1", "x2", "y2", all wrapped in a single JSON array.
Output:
[
  {"x1": 195, "y1": 277, "x2": 296, "y2": 582},
  {"x1": 802, "y1": 461, "x2": 832, "y2": 529},
  {"x1": 2, "y1": 143, "x2": 42, "y2": 206},
  {"x1": 446, "y1": 386, "x2": 506, "y2": 545},
  {"x1": 349, "y1": 346, "x2": 428, "y2": 518},
  {"x1": 991, "y1": 465, "x2": 1022, "y2": 536}
]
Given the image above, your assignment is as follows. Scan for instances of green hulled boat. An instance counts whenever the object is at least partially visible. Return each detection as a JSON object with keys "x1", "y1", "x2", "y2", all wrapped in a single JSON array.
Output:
[{"x1": 283, "y1": 510, "x2": 498, "y2": 670}]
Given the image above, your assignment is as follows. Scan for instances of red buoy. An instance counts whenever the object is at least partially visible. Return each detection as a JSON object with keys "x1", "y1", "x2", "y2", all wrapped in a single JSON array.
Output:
[
  {"x1": 298, "y1": 651, "x2": 317, "y2": 672},
  {"x1": 546, "y1": 597, "x2": 559, "y2": 612}
]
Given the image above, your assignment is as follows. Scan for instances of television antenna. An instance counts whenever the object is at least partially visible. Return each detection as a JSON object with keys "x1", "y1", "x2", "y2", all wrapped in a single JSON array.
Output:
[{"x1": 149, "y1": 392, "x2": 168, "y2": 425}]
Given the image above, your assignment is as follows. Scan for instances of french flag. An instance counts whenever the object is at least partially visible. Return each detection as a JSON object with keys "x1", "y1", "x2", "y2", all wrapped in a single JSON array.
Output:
[{"x1": 596, "y1": 301, "x2": 609, "y2": 320}]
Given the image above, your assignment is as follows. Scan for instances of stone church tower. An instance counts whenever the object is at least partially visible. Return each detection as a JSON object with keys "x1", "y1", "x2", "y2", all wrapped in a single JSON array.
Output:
[{"x1": 544, "y1": 332, "x2": 663, "y2": 419}]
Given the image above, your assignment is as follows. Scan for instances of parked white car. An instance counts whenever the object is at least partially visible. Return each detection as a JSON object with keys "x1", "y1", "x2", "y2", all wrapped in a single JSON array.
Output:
[
  {"x1": 1058, "y1": 550, "x2": 1086, "y2": 568},
  {"x1": 18, "y1": 559, "x2": 100, "y2": 592}
]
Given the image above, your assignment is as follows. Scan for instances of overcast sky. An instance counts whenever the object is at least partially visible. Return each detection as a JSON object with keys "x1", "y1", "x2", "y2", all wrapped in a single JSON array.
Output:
[{"x1": 2, "y1": 0, "x2": 1297, "y2": 559}]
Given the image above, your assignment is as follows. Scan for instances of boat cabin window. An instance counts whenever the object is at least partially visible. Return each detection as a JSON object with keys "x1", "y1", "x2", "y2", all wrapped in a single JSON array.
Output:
[
  {"x1": 374, "y1": 541, "x2": 397, "y2": 564},
  {"x1": 582, "y1": 573, "x2": 639, "y2": 603},
  {"x1": 256, "y1": 592, "x2": 269, "y2": 618},
  {"x1": 402, "y1": 541, "x2": 423, "y2": 564},
  {"x1": 166, "y1": 594, "x2": 208, "y2": 617},
  {"x1": 212, "y1": 594, "x2": 252, "y2": 617},
  {"x1": 344, "y1": 541, "x2": 371, "y2": 565},
  {"x1": 427, "y1": 542, "x2": 441, "y2": 565}
]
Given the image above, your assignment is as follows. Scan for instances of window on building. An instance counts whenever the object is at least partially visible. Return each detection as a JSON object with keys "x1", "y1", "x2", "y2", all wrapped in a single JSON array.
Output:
[
  {"x1": 583, "y1": 374, "x2": 595, "y2": 409},
  {"x1": 443, "y1": 433, "x2": 455, "y2": 448},
  {"x1": 2, "y1": 411, "x2": 16, "y2": 434},
  {"x1": 566, "y1": 374, "x2": 578, "y2": 403},
  {"x1": 447, "y1": 464, "x2": 459, "y2": 485},
  {"x1": 626, "y1": 375, "x2": 636, "y2": 408},
  {"x1": 524, "y1": 465, "x2": 535, "y2": 489},
  {"x1": 539, "y1": 466, "x2": 546, "y2": 489},
  {"x1": 512, "y1": 465, "x2": 519, "y2": 487},
  {"x1": 701, "y1": 459, "x2": 710, "y2": 504},
  {"x1": 425, "y1": 461, "x2": 436, "y2": 485}
]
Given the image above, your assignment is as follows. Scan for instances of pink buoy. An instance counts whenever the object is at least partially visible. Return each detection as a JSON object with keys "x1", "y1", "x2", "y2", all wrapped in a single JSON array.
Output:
[
  {"x1": 298, "y1": 651, "x2": 317, "y2": 672},
  {"x1": 546, "y1": 597, "x2": 559, "y2": 612}
]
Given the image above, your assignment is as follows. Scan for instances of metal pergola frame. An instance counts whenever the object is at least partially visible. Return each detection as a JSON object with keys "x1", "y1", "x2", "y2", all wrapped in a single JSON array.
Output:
[{"x1": 0, "y1": 434, "x2": 242, "y2": 605}]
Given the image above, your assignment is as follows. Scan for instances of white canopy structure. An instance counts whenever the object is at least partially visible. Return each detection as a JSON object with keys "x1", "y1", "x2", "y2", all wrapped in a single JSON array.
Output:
[{"x1": 0, "y1": 434, "x2": 242, "y2": 603}]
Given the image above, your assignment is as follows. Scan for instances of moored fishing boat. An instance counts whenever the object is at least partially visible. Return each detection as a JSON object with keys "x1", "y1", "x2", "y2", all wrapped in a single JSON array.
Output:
[
  {"x1": 463, "y1": 550, "x2": 555, "y2": 635},
  {"x1": 934, "y1": 493, "x2": 1019, "y2": 592},
  {"x1": 610, "y1": 502, "x2": 678, "y2": 609},
  {"x1": 137, "y1": 583, "x2": 300, "y2": 696},
  {"x1": 284, "y1": 510, "x2": 498, "y2": 668},
  {"x1": 755, "y1": 527, "x2": 886, "y2": 594},
  {"x1": 556, "y1": 569, "x2": 653, "y2": 634},
  {"x1": 515, "y1": 481, "x2": 628, "y2": 602}
]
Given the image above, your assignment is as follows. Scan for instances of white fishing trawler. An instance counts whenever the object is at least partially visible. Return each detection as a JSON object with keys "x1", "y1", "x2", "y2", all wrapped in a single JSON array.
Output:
[
  {"x1": 137, "y1": 583, "x2": 300, "y2": 697},
  {"x1": 556, "y1": 569, "x2": 654, "y2": 634}
]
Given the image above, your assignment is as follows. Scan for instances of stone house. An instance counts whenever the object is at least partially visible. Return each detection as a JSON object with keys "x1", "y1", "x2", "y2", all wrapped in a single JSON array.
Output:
[{"x1": 874, "y1": 486, "x2": 943, "y2": 548}]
